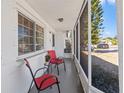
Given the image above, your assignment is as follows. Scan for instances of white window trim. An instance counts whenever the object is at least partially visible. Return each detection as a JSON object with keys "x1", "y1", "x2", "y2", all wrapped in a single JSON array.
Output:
[
  {"x1": 16, "y1": 49, "x2": 47, "y2": 61},
  {"x1": 35, "y1": 24, "x2": 44, "y2": 51},
  {"x1": 116, "y1": 0, "x2": 123, "y2": 93},
  {"x1": 78, "y1": 20, "x2": 81, "y2": 63},
  {"x1": 16, "y1": 1, "x2": 47, "y2": 60},
  {"x1": 52, "y1": 32, "x2": 55, "y2": 48},
  {"x1": 18, "y1": 12, "x2": 45, "y2": 56},
  {"x1": 16, "y1": 0, "x2": 56, "y2": 61},
  {"x1": 88, "y1": 0, "x2": 92, "y2": 88}
]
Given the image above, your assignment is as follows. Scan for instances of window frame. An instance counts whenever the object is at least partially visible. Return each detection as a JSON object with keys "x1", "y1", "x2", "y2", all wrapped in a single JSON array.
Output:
[
  {"x1": 18, "y1": 12, "x2": 45, "y2": 56},
  {"x1": 52, "y1": 33, "x2": 55, "y2": 47},
  {"x1": 35, "y1": 24, "x2": 44, "y2": 51}
]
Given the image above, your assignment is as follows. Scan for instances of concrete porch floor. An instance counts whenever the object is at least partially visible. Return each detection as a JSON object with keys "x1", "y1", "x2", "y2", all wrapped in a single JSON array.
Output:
[{"x1": 30, "y1": 58, "x2": 84, "y2": 93}]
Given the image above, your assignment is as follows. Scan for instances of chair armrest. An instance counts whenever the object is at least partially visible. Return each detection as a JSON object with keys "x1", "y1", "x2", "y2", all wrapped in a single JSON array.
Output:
[{"x1": 34, "y1": 67, "x2": 48, "y2": 77}]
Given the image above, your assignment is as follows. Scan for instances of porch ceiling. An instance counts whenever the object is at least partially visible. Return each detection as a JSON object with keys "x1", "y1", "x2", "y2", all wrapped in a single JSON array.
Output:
[{"x1": 25, "y1": 0, "x2": 84, "y2": 31}]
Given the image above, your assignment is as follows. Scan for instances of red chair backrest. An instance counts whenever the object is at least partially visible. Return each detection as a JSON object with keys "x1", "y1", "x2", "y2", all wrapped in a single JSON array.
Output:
[
  {"x1": 48, "y1": 50, "x2": 57, "y2": 59},
  {"x1": 24, "y1": 58, "x2": 30, "y2": 67},
  {"x1": 24, "y1": 58, "x2": 39, "y2": 89}
]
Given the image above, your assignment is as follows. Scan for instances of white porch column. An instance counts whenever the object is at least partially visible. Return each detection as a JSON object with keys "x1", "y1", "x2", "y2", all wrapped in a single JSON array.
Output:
[{"x1": 116, "y1": 0, "x2": 123, "y2": 93}]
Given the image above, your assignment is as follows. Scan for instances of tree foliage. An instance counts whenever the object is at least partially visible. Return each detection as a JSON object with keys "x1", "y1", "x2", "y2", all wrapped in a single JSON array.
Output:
[
  {"x1": 103, "y1": 37, "x2": 118, "y2": 45},
  {"x1": 80, "y1": 1, "x2": 104, "y2": 50},
  {"x1": 80, "y1": 4, "x2": 88, "y2": 50},
  {"x1": 91, "y1": 0, "x2": 104, "y2": 44}
]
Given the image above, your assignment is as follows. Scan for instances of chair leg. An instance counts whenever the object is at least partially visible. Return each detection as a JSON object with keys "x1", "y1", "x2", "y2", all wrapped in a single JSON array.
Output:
[
  {"x1": 51, "y1": 64, "x2": 52, "y2": 73},
  {"x1": 28, "y1": 79, "x2": 33, "y2": 93},
  {"x1": 63, "y1": 61, "x2": 66, "y2": 72},
  {"x1": 57, "y1": 83, "x2": 61, "y2": 93},
  {"x1": 54, "y1": 64, "x2": 57, "y2": 68},
  {"x1": 56, "y1": 64, "x2": 59, "y2": 75},
  {"x1": 38, "y1": 90, "x2": 40, "y2": 93},
  {"x1": 50, "y1": 86, "x2": 52, "y2": 89},
  {"x1": 47, "y1": 64, "x2": 50, "y2": 74}
]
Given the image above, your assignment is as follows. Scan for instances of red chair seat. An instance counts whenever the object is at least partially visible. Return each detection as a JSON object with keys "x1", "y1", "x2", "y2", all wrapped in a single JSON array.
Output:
[
  {"x1": 35, "y1": 74, "x2": 57, "y2": 90},
  {"x1": 50, "y1": 58, "x2": 64, "y2": 64}
]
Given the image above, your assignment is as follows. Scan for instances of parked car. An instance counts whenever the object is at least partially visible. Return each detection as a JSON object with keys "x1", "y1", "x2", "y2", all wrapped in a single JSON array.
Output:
[{"x1": 97, "y1": 43, "x2": 109, "y2": 49}]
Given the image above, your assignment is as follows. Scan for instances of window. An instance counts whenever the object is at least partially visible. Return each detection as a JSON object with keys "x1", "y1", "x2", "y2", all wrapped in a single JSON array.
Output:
[
  {"x1": 80, "y1": 4, "x2": 88, "y2": 77},
  {"x1": 52, "y1": 34, "x2": 55, "y2": 47},
  {"x1": 64, "y1": 39, "x2": 72, "y2": 53},
  {"x1": 76, "y1": 24, "x2": 78, "y2": 59},
  {"x1": 91, "y1": 0, "x2": 119, "y2": 93},
  {"x1": 18, "y1": 13, "x2": 34, "y2": 55},
  {"x1": 74, "y1": 30, "x2": 75, "y2": 54},
  {"x1": 36, "y1": 24, "x2": 44, "y2": 50},
  {"x1": 64, "y1": 31, "x2": 72, "y2": 53},
  {"x1": 18, "y1": 13, "x2": 44, "y2": 55}
]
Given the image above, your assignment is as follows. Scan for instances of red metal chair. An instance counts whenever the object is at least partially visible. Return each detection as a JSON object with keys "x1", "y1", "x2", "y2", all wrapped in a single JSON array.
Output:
[
  {"x1": 48, "y1": 50, "x2": 66, "y2": 75},
  {"x1": 24, "y1": 58, "x2": 60, "y2": 93}
]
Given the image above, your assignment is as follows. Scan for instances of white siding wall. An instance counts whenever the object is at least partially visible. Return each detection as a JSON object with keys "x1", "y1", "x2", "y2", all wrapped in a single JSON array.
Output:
[{"x1": 1, "y1": 0, "x2": 56, "y2": 93}]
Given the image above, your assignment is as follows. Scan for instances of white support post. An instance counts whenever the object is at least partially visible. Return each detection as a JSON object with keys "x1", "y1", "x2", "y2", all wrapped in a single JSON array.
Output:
[
  {"x1": 78, "y1": 21, "x2": 81, "y2": 63},
  {"x1": 74, "y1": 28, "x2": 76, "y2": 56},
  {"x1": 88, "y1": 0, "x2": 92, "y2": 93},
  {"x1": 72, "y1": 30, "x2": 74, "y2": 55},
  {"x1": 116, "y1": 0, "x2": 123, "y2": 93}
]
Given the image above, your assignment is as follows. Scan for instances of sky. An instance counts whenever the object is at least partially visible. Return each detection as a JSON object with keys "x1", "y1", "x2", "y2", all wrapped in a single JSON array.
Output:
[{"x1": 100, "y1": 0, "x2": 117, "y2": 38}]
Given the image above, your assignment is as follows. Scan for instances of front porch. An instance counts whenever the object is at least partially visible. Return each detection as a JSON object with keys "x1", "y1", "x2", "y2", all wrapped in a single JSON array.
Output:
[
  {"x1": 1, "y1": 0, "x2": 123, "y2": 93},
  {"x1": 30, "y1": 58, "x2": 84, "y2": 93}
]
